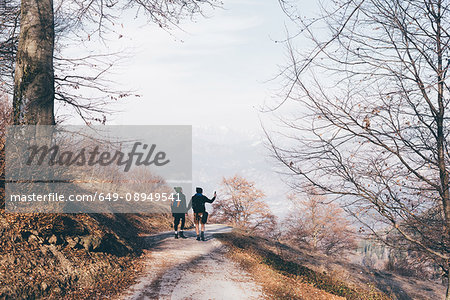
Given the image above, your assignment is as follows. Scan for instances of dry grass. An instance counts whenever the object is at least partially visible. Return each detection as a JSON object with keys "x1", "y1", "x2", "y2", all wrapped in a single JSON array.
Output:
[
  {"x1": 0, "y1": 208, "x2": 176, "y2": 299},
  {"x1": 216, "y1": 230, "x2": 391, "y2": 300},
  {"x1": 0, "y1": 98, "x2": 183, "y2": 298}
]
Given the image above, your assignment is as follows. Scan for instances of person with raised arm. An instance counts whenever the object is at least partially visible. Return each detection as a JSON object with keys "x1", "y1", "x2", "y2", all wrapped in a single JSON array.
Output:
[{"x1": 191, "y1": 187, "x2": 216, "y2": 241}]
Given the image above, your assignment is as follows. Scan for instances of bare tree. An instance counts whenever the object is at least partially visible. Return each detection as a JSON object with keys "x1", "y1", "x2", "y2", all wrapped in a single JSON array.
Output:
[
  {"x1": 6, "y1": 0, "x2": 220, "y2": 125},
  {"x1": 285, "y1": 187, "x2": 356, "y2": 256},
  {"x1": 212, "y1": 175, "x2": 277, "y2": 235},
  {"x1": 268, "y1": 0, "x2": 450, "y2": 297},
  {"x1": 0, "y1": 2, "x2": 19, "y2": 93},
  {"x1": 14, "y1": 0, "x2": 55, "y2": 124},
  {"x1": 0, "y1": 96, "x2": 12, "y2": 208}
]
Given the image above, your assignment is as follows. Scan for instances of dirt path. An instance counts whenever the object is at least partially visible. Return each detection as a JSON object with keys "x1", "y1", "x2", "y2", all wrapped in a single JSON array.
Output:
[{"x1": 119, "y1": 224, "x2": 264, "y2": 300}]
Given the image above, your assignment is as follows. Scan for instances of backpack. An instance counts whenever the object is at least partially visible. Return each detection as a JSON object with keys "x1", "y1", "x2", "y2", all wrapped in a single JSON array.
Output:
[
  {"x1": 191, "y1": 195, "x2": 203, "y2": 212},
  {"x1": 171, "y1": 193, "x2": 181, "y2": 212}
]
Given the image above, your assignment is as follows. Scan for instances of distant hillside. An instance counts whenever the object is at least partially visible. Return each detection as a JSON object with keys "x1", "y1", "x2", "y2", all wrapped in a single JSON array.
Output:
[
  {"x1": 193, "y1": 125, "x2": 289, "y2": 217},
  {"x1": 215, "y1": 230, "x2": 446, "y2": 300}
]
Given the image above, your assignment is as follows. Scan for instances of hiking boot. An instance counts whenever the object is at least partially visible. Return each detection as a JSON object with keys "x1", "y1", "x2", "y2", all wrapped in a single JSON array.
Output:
[
  {"x1": 174, "y1": 233, "x2": 178, "y2": 239},
  {"x1": 179, "y1": 231, "x2": 187, "y2": 239},
  {"x1": 196, "y1": 235, "x2": 201, "y2": 241},
  {"x1": 201, "y1": 232, "x2": 205, "y2": 241}
]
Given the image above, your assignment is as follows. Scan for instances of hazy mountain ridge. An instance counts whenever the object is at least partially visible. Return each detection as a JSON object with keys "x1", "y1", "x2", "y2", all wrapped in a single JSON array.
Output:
[{"x1": 192, "y1": 125, "x2": 289, "y2": 216}]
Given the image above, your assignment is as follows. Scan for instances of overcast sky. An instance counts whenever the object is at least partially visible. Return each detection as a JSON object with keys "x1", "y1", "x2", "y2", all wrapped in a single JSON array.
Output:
[
  {"x1": 57, "y1": 0, "x2": 319, "y2": 214},
  {"x1": 108, "y1": 0, "x2": 303, "y2": 131},
  {"x1": 59, "y1": 0, "x2": 320, "y2": 132}
]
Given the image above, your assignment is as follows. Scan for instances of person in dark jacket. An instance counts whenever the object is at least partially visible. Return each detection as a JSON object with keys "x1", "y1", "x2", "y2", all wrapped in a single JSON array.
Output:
[
  {"x1": 171, "y1": 187, "x2": 188, "y2": 239},
  {"x1": 191, "y1": 187, "x2": 216, "y2": 241}
]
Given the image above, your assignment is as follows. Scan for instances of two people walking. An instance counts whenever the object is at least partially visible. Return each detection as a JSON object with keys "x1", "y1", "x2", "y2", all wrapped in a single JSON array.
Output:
[{"x1": 171, "y1": 187, "x2": 216, "y2": 241}]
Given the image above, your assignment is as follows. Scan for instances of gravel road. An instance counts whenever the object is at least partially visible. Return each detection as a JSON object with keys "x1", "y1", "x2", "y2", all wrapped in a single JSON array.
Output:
[{"x1": 120, "y1": 224, "x2": 264, "y2": 300}]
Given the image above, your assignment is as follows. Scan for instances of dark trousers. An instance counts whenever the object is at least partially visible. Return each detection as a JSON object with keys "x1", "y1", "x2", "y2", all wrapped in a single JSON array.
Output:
[{"x1": 173, "y1": 213, "x2": 185, "y2": 231}]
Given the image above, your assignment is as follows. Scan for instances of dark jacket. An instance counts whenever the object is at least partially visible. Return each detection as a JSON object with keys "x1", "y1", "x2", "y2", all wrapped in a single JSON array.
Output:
[
  {"x1": 171, "y1": 192, "x2": 188, "y2": 214},
  {"x1": 191, "y1": 193, "x2": 215, "y2": 213}
]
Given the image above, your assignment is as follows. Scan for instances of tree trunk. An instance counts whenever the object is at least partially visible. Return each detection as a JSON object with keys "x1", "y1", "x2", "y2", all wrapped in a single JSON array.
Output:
[
  {"x1": 435, "y1": 3, "x2": 450, "y2": 298},
  {"x1": 13, "y1": 0, "x2": 55, "y2": 125}
]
